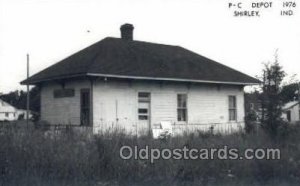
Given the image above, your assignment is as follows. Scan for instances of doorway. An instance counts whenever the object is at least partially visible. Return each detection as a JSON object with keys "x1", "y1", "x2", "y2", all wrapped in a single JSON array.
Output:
[
  {"x1": 80, "y1": 89, "x2": 90, "y2": 126},
  {"x1": 138, "y1": 92, "x2": 151, "y2": 135}
]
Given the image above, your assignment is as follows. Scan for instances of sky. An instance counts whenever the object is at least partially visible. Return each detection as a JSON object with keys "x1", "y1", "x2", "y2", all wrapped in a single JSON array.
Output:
[{"x1": 0, "y1": 0, "x2": 299, "y2": 93}]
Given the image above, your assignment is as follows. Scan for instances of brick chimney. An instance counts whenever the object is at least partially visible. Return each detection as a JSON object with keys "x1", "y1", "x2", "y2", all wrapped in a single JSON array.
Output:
[{"x1": 120, "y1": 23, "x2": 134, "y2": 41}]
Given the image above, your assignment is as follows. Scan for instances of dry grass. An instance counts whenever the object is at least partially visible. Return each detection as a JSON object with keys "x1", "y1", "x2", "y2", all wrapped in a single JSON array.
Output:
[{"x1": 0, "y1": 122, "x2": 300, "y2": 186}]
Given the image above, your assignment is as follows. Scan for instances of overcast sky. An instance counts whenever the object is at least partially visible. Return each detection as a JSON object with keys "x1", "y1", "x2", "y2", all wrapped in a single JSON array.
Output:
[{"x1": 0, "y1": 0, "x2": 299, "y2": 93}]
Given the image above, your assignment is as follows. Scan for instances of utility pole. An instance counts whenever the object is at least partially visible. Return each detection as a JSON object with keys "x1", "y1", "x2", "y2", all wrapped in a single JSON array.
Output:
[{"x1": 26, "y1": 54, "x2": 30, "y2": 128}]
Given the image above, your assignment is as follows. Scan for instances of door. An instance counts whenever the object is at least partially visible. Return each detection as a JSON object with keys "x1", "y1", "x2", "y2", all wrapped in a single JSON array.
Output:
[
  {"x1": 137, "y1": 92, "x2": 151, "y2": 135},
  {"x1": 80, "y1": 89, "x2": 90, "y2": 126}
]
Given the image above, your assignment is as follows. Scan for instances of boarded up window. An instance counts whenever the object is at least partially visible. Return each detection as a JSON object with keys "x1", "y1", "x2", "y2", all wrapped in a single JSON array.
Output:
[
  {"x1": 177, "y1": 94, "x2": 187, "y2": 122},
  {"x1": 229, "y1": 96, "x2": 237, "y2": 121},
  {"x1": 53, "y1": 89, "x2": 75, "y2": 98}
]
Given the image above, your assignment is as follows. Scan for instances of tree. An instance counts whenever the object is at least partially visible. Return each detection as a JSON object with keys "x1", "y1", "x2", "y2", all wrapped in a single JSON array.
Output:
[
  {"x1": 0, "y1": 86, "x2": 40, "y2": 112},
  {"x1": 259, "y1": 54, "x2": 285, "y2": 137},
  {"x1": 280, "y1": 83, "x2": 299, "y2": 103}
]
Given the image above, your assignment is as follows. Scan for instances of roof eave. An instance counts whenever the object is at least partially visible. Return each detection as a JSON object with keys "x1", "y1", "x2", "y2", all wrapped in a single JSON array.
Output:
[
  {"x1": 87, "y1": 73, "x2": 260, "y2": 86},
  {"x1": 283, "y1": 102, "x2": 300, "y2": 110},
  {"x1": 20, "y1": 73, "x2": 88, "y2": 85},
  {"x1": 20, "y1": 73, "x2": 260, "y2": 86}
]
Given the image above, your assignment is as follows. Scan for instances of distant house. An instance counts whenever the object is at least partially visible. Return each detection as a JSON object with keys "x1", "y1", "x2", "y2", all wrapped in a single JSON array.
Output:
[
  {"x1": 282, "y1": 101, "x2": 300, "y2": 123},
  {"x1": 21, "y1": 24, "x2": 260, "y2": 135},
  {"x1": 0, "y1": 99, "x2": 17, "y2": 121},
  {"x1": 0, "y1": 99, "x2": 33, "y2": 121}
]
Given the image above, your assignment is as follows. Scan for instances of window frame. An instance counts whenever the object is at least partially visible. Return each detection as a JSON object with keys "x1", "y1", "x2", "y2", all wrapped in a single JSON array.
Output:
[
  {"x1": 228, "y1": 95, "x2": 237, "y2": 121},
  {"x1": 177, "y1": 94, "x2": 188, "y2": 122}
]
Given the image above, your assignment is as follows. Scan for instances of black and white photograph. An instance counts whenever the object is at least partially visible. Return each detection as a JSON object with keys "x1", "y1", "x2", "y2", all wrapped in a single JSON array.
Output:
[{"x1": 0, "y1": 0, "x2": 299, "y2": 185}]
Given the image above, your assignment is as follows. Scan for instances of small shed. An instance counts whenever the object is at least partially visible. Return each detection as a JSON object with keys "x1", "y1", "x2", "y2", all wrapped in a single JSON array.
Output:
[{"x1": 282, "y1": 101, "x2": 300, "y2": 123}]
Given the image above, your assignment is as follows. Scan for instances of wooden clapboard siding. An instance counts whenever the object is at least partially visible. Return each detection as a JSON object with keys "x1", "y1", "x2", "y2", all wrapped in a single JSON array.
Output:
[
  {"x1": 92, "y1": 80, "x2": 136, "y2": 134},
  {"x1": 151, "y1": 90, "x2": 177, "y2": 124},
  {"x1": 40, "y1": 78, "x2": 245, "y2": 134},
  {"x1": 40, "y1": 79, "x2": 91, "y2": 125},
  {"x1": 92, "y1": 79, "x2": 245, "y2": 134},
  {"x1": 188, "y1": 85, "x2": 244, "y2": 124}
]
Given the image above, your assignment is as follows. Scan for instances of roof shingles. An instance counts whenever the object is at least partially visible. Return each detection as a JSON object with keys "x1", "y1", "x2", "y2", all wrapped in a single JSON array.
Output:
[{"x1": 21, "y1": 37, "x2": 260, "y2": 85}]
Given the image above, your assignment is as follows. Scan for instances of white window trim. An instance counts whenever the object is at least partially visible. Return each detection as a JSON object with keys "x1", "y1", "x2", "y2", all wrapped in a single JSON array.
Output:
[
  {"x1": 228, "y1": 95, "x2": 237, "y2": 122},
  {"x1": 177, "y1": 93, "x2": 188, "y2": 123}
]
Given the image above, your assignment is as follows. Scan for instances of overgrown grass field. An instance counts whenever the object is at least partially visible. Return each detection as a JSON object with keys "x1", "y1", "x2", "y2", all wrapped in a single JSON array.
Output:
[{"x1": 0, "y1": 122, "x2": 300, "y2": 186}]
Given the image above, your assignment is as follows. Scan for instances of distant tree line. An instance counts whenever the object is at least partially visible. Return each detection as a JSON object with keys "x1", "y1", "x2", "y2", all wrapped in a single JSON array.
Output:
[{"x1": 0, "y1": 86, "x2": 40, "y2": 112}]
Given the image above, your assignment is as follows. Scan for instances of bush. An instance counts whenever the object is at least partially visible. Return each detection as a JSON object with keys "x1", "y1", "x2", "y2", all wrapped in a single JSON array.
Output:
[{"x1": 245, "y1": 111, "x2": 258, "y2": 134}]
